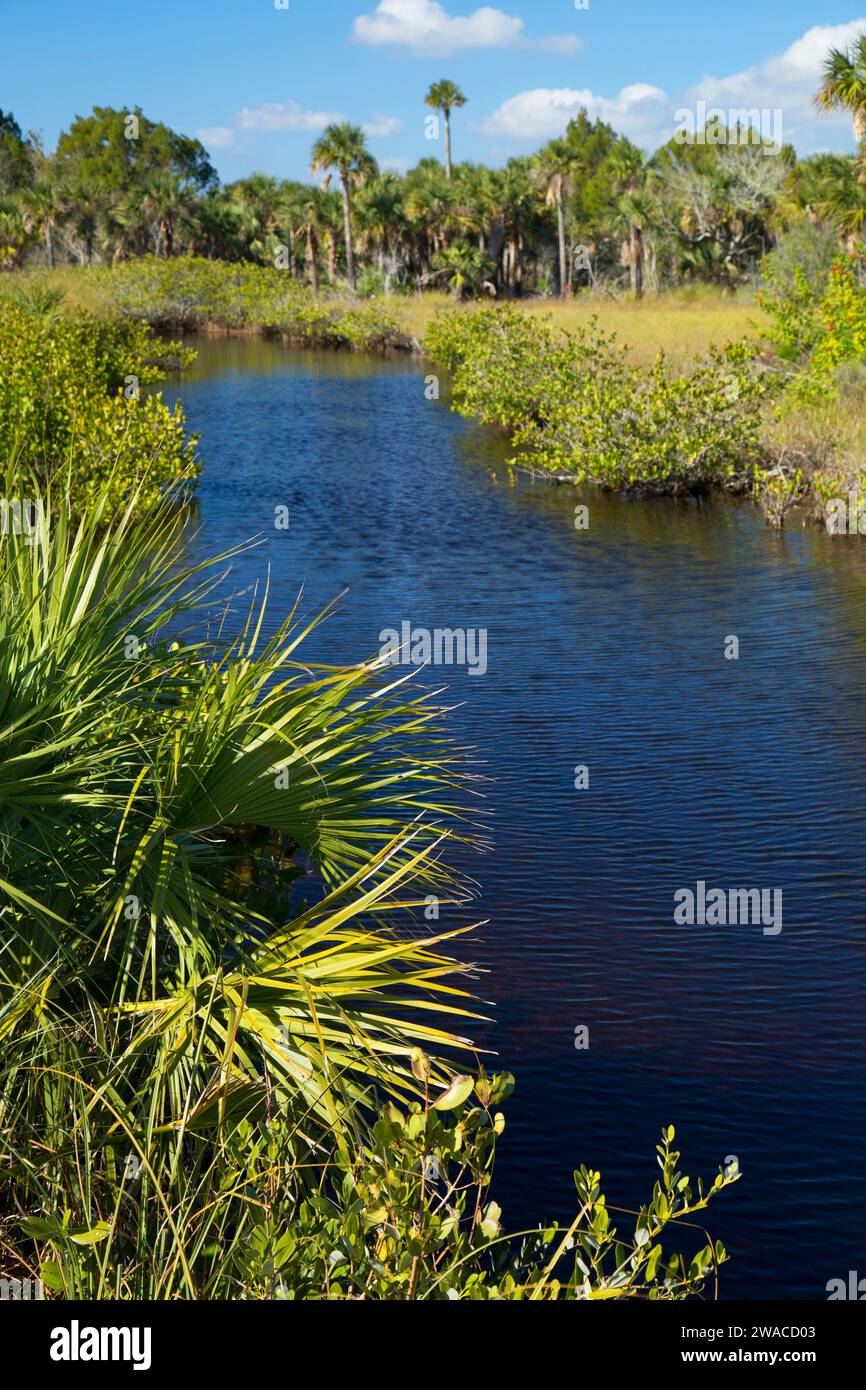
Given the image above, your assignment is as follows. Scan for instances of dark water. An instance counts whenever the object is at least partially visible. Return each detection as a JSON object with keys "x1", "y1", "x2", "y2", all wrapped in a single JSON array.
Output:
[{"x1": 169, "y1": 336, "x2": 866, "y2": 1301}]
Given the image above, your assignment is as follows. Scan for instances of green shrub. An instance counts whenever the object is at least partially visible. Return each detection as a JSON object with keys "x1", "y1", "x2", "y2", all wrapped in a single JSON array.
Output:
[
  {"x1": 759, "y1": 225, "x2": 839, "y2": 303},
  {"x1": 0, "y1": 299, "x2": 197, "y2": 511},
  {"x1": 425, "y1": 306, "x2": 770, "y2": 494},
  {"x1": 758, "y1": 252, "x2": 866, "y2": 378},
  {"x1": 83, "y1": 255, "x2": 410, "y2": 348},
  {"x1": 10, "y1": 1050, "x2": 740, "y2": 1300},
  {"x1": 243, "y1": 1074, "x2": 740, "y2": 1301}
]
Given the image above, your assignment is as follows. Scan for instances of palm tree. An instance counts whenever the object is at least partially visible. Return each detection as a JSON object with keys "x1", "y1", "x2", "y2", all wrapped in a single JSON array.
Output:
[
  {"x1": 229, "y1": 173, "x2": 285, "y2": 262},
  {"x1": 354, "y1": 172, "x2": 407, "y2": 290},
  {"x1": 815, "y1": 33, "x2": 866, "y2": 181},
  {"x1": 497, "y1": 158, "x2": 536, "y2": 296},
  {"x1": 310, "y1": 123, "x2": 377, "y2": 290},
  {"x1": 452, "y1": 164, "x2": 496, "y2": 255},
  {"x1": 193, "y1": 189, "x2": 242, "y2": 259},
  {"x1": 60, "y1": 176, "x2": 106, "y2": 265},
  {"x1": 20, "y1": 177, "x2": 62, "y2": 268},
  {"x1": 294, "y1": 187, "x2": 329, "y2": 293},
  {"x1": 533, "y1": 139, "x2": 575, "y2": 298},
  {"x1": 818, "y1": 170, "x2": 866, "y2": 246},
  {"x1": 0, "y1": 476, "x2": 479, "y2": 1158},
  {"x1": 141, "y1": 171, "x2": 190, "y2": 257},
  {"x1": 0, "y1": 472, "x2": 483, "y2": 1296},
  {"x1": 111, "y1": 184, "x2": 150, "y2": 259},
  {"x1": 430, "y1": 241, "x2": 493, "y2": 299},
  {"x1": 405, "y1": 160, "x2": 457, "y2": 275},
  {"x1": 610, "y1": 147, "x2": 649, "y2": 298},
  {"x1": 425, "y1": 80, "x2": 467, "y2": 181}
]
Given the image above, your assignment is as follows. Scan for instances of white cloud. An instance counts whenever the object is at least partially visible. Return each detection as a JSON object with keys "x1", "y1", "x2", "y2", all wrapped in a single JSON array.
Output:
[
  {"x1": 196, "y1": 126, "x2": 234, "y2": 150},
  {"x1": 237, "y1": 101, "x2": 344, "y2": 132},
  {"x1": 479, "y1": 83, "x2": 669, "y2": 142},
  {"x1": 362, "y1": 114, "x2": 404, "y2": 137},
  {"x1": 689, "y1": 20, "x2": 866, "y2": 150},
  {"x1": 354, "y1": 0, "x2": 522, "y2": 52},
  {"x1": 354, "y1": 0, "x2": 552, "y2": 55},
  {"x1": 477, "y1": 21, "x2": 866, "y2": 155}
]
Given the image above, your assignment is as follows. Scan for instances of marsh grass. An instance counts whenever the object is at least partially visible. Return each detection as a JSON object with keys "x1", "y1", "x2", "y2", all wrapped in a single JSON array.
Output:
[
  {"x1": 391, "y1": 286, "x2": 768, "y2": 365},
  {"x1": 1, "y1": 264, "x2": 766, "y2": 365}
]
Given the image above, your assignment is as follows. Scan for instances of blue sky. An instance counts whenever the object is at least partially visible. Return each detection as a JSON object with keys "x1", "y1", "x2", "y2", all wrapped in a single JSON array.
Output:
[{"x1": 3, "y1": 1, "x2": 866, "y2": 181}]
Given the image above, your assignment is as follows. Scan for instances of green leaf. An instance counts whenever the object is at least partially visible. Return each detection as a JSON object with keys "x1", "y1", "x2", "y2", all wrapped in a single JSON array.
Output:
[
  {"x1": 70, "y1": 1222, "x2": 112, "y2": 1246},
  {"x1": 433, "y1": 1075, "x2": 474, "y2": 1111},
  {"x1": 39, "y1": 1261, "x2": 66, "y2": 1292}
]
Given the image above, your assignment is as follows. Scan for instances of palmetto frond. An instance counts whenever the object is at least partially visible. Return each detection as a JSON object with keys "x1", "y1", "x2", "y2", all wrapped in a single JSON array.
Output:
[{"x1": 0, "y1": 477, "x2": 483, "y2": 1145}]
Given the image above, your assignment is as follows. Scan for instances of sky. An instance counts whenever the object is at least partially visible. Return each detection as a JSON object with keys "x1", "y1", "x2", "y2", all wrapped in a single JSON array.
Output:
[{"x1": 2, "y1": 0, "x2": 866, "y2": 182}]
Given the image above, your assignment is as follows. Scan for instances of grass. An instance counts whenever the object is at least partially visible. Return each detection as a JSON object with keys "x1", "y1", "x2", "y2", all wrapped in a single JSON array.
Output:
[
  {"x1": 1, "y1": 266, "x2": 767, "y2": 365},
  {"x1": 387, "y1": 286, "x2": 768, "y2": 365}
]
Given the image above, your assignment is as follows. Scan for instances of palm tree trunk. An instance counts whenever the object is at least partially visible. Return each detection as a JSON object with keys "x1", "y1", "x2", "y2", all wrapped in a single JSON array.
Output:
[
  {"x1": 630, "y1": 225, "x2": 644, "y2": 299},
  {"x1": 326, "y1": 230, "x2": 336, "y2": 285},
  {"x1": 444, "y1": 110, "x2": 453, "y2": 180},
  {"x1": 307, "y1": 226, "x2": 319, "y2": 294},
  {"x1": 557, "y1": 190, "x2": 568, "y2": 299},
  {"x1": 45, "y1": 224, "x2": 54, "y2": 270},
  {"x1": 341, "y1": 179, "x2": 355, "y2": 289}
]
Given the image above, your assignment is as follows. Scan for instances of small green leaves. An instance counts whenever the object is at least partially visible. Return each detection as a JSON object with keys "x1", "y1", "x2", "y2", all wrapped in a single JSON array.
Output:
[{"x1": 425, "y1": 305, "x2": 770, "y2": 495}]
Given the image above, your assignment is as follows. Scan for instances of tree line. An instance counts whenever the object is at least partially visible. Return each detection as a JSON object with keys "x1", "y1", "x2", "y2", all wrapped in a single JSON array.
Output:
[{"x1": 3, "y1": 36, "x2": 866, "y2": 298}]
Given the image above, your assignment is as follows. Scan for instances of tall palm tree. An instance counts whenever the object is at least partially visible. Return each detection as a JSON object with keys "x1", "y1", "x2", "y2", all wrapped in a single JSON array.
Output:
[
  {"x1": 532, "y1": 139, "x2": 575, "y2": 298},
  {"x1": 425, "y1": 80, "x2": 467, "y2": 180},
  {"x1": 310, "y1": 123, "x2": 377, "y2": 290},
  {"x1": 815, "y1": 33, "x2": 866, "y2": 181}
]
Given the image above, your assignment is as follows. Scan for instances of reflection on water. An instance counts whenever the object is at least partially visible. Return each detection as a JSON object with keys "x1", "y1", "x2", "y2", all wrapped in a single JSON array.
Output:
[{"x1": 169, "y1": 335, "x2": 866, "y2": 1300}]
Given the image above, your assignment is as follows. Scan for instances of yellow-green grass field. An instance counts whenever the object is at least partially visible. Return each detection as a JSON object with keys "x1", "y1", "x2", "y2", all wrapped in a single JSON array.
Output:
[
  {"x1": 388, "y1": 287, "x2": 768, "y2": 365},
  {"x1": 1, "y1": 267, "x2": 766, "y2": 364}
]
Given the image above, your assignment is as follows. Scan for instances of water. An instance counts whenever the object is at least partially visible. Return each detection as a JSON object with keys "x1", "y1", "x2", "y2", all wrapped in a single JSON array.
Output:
[{"x1": 169, "y1": 336, "x2": 866, "y2": 1300}]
